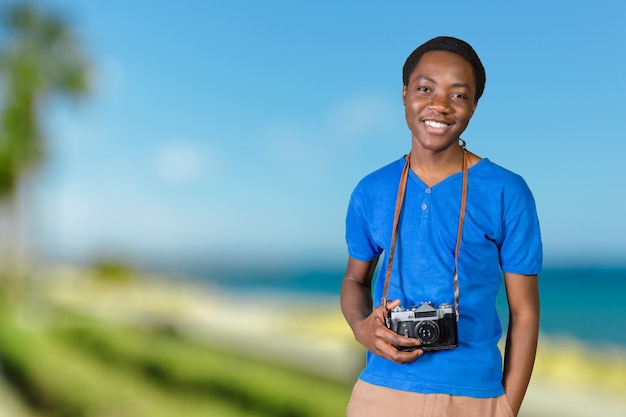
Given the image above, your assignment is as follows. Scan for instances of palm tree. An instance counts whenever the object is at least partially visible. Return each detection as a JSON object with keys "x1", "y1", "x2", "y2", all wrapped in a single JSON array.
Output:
[{"x1": 0, "y1": 3, "x2": 90, "y2": 278}]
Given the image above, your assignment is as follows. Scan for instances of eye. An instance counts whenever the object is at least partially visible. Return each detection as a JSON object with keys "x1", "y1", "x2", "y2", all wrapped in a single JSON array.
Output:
[
  {"x1": 451, "y1": 92, "x2": 469, "y2": 100},
  {"x1": 417, "y1": 86, "x2": 431, "y2": 93}
]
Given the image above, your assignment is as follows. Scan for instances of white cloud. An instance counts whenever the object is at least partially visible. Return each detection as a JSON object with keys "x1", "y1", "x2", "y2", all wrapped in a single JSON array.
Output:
[
  {"x1": 153, "y1": 142, "x2": 211, "y2": 184},
  {"x1": 327, "y1": 90, "x2": 398, "y2": 139},
  {"x1": 260, "y1": 89, "x2": 401, "y2": 183},
  {"x1": 39, "y1": 89, "x2": 403, "y2": 262},
  {"x1": 92, "y1": 53, "x2": 127, "y2": 100},
  {"x1": 261, "y1": 123, "x2": 334, "y2": 183}
]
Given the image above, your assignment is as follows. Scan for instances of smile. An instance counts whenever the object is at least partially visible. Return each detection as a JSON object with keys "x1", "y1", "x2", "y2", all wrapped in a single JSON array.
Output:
[{"x1": 424, "y1": 120, "x2": 450, "y2": 129}]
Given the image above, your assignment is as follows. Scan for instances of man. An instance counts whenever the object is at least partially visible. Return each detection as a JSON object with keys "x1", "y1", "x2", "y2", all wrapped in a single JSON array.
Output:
[{"x1": 341, "y1": 36, "x2": 541, "y2": 417}]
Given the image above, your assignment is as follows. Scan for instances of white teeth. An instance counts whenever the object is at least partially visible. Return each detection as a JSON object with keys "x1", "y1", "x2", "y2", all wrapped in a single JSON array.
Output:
[{"x1": 425, "y1": 120, "x2": 449, "y2": 128}]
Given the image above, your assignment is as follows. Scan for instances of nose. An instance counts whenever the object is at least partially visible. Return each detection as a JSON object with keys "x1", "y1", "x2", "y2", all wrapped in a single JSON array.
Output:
[{"x1": 428, "y1": 92, "x2": 451, "y2": 113}]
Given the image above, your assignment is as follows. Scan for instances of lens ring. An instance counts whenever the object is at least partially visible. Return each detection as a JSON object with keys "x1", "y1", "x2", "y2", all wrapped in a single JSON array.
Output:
[{"x1": 415, "y1": 320, "x2": 439, "y2": 344}]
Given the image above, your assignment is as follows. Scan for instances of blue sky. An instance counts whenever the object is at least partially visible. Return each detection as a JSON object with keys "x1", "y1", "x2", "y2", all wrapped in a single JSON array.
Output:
[{"x1": 23, "y1": 0, "x2": 626, "y2": 268}]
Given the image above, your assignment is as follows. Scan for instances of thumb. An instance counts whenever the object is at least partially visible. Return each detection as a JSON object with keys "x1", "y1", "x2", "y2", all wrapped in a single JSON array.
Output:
[
  {"x1": 385, "y1": 299, "x2": 401, "y2": 311},
  {"x1": 378, "y1": 299, "x2": 401, "y2": 319}
]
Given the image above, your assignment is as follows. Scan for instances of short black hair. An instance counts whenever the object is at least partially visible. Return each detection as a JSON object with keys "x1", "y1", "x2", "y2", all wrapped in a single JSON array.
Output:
[{"x1": 402, "y1": 36, "x2": 486, "y2": 103}]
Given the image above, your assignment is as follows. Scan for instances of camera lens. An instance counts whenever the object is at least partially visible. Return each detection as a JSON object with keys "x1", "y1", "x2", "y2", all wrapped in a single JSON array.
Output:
[{"x1": 415, "y1": 321, "x2": 439, "y2": 344}]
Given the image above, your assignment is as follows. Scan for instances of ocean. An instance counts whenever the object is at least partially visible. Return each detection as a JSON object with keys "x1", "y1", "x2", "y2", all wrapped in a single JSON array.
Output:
[{"x1": 183, "y1": 265, "x2": 626, "y2": 348}]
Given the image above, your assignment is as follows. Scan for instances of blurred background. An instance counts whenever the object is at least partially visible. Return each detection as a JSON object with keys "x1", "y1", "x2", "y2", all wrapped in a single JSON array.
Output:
[{"x1": 0, "y1": 1, "x2": 624, "y2": 416}]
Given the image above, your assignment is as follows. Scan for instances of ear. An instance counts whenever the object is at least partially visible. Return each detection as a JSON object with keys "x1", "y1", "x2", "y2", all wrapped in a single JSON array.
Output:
[{"x1": 402, "y1": 85, "x2": 407, "y2": 106}]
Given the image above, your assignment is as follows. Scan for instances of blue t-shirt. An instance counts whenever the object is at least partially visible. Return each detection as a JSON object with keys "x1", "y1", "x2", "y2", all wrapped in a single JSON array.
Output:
[{"x1": 346, "y1": 156, "x2": 542, "y2": 398}]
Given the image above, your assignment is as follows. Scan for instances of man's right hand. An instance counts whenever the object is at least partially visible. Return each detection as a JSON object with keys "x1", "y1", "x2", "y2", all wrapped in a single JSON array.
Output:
[{"x1": 353, "y1": 299, "x2": 423, "y2": 364}]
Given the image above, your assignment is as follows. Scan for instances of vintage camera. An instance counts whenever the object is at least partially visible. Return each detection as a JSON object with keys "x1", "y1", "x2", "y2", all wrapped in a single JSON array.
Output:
[{"x1": 386, "y1": 302, "x2": 458, "y2": 351}]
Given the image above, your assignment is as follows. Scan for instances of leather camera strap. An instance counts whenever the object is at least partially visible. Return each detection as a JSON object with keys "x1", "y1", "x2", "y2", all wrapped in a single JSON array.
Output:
[{"x1": 381, "y1": 146, "x2": 469, "y2": 321}]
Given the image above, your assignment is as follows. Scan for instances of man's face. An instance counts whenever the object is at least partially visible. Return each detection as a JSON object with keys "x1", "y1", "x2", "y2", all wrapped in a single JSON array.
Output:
[{"x1": 402, "y1": 50, "x2": 477, "y2": 153}]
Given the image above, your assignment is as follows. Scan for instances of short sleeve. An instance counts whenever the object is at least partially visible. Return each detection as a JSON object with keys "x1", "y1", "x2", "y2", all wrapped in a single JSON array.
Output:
[
  {"x1": 346, "y1": 191, "x2": 383, "y2": 262},
  {"x1": 498, "y1": 177, "x2": 543, "y2": 275}
]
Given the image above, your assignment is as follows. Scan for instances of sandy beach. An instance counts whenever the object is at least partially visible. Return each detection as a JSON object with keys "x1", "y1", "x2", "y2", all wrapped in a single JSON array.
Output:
[{"x1": 7, "y1": 265, "x2": 626, "y2": 417}]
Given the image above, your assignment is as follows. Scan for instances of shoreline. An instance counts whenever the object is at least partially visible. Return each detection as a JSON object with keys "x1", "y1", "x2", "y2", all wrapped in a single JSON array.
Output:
[{"x1": 26, "y1": 265, "x2": 626, "y2": 417}]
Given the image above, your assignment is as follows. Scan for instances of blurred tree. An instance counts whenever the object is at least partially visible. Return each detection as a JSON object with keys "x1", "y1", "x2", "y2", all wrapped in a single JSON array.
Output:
[{"x1": 0, "y1": 3, "x2": 90, "y2": 277}]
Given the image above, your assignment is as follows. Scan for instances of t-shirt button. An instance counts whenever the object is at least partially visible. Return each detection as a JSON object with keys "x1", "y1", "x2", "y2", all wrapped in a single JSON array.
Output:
[
  {"x1": 421, "y1": 203, "x2": 428, "y2": 210},
  {"x1": 425, "y1": 188, "x2": 432, "y2": 194}
]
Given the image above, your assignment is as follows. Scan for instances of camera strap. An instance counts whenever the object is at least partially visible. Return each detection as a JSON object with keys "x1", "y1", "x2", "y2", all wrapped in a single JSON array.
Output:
[{"x1": 381, "y1": 144, "x2": 469, "y2": 321}]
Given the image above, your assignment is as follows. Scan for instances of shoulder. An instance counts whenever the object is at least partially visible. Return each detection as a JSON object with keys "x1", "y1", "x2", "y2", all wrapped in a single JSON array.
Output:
[
  {"x1": 472, "y1": 158, "x2": 532, "y2": 191},
  {"x1": 348, "y1": 157, "x2": 406, "y2": 218},
  {"x1": 471, "y1": 159, "x2": 539, "y2": 220},
  {"x1": 352, "y1": 157, "x2": 406, "y2": 195}
]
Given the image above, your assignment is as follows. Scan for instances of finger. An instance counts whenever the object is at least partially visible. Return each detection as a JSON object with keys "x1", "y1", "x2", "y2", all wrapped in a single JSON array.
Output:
[
  {"x1": 374, "y1": 302, "x2": 394, "y2": 321},
  {"x1": 396, "y1": 348, "x2": 424, "y2": 364},
  {"x1": 390, "y1": 334, "x2": 422, "y2": 349},
  {"x1": 386, "y1": 346, "x2": 424, "y2": 364},
  {"x1": 376, "y1": 324, "x2": 421, "y2": 348},
  {"x1": 376, "y1": 299, "x2": 401, "y2": 321},
  {"x1": 385, "y1": 299, "x2": 401, "y2": 310}
]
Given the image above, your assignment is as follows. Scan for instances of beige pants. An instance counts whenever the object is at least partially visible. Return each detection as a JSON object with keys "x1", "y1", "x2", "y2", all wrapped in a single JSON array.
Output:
[{"x1": 346, "y1": 380, "x2": 515, "y2": 417}]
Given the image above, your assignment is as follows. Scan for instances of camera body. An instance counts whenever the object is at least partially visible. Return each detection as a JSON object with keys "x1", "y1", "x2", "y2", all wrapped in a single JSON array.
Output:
[{"x1": 386, "y1": 302, "x2": 458, "y2": 351}]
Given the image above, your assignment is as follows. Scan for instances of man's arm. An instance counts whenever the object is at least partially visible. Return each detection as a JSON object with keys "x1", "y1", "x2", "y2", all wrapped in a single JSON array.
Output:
[
  {"x1": 340, "y1": 256, "x2": 422, "y2": 364},
  {"x1": 502, "y1": 272, "x2": 540, "y2": 416}
]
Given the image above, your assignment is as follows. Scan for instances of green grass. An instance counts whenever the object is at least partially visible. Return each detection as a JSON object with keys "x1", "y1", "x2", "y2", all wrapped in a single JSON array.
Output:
[{"x1": 0, "y1": 303, "x2": 353, "y2": 417}]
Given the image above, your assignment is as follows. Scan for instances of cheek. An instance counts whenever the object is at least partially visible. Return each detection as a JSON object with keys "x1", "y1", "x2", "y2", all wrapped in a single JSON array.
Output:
[
  {"x1": 462, "y1": 111, "x2": 474, "y2": 126},
  {"x1": 462, "y1": 104, "x2": 476, "y2": 119},
  {"x1": 453, "y1": 107, "x2": 474, "y2": 127},
  {"x1": 406, "y1": 100, "x2": 421, "y2": 117},
  {"x1": 405, "y1": 105, "x2": 421, "y2": 127}
]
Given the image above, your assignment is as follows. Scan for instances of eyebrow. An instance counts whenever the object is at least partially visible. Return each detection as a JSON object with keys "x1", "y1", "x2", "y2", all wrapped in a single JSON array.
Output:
[{"x1": 413, "y1": 75, "x2": 473, "y2": 90}]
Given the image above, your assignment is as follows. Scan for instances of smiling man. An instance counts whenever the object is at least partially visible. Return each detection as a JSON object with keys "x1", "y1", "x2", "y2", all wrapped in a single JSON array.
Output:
[{"x1": 340, "y1": 37, "x2": 542, "y2": 417}]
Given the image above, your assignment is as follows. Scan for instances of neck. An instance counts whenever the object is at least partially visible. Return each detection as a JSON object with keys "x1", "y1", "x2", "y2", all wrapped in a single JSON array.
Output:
[{"x1": 409, "y1": 144, "x2": 466, "y2": 187}]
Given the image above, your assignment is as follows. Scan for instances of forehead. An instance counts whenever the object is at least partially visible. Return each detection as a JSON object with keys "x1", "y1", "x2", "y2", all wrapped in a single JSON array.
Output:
[{"x1": 409, "y1": 50, "x2": 475, "y2": 86}]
